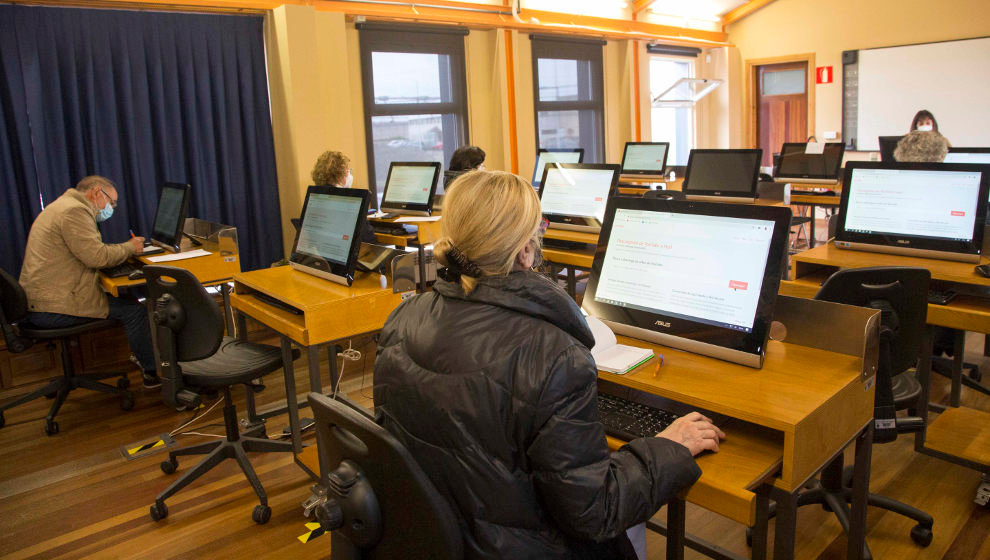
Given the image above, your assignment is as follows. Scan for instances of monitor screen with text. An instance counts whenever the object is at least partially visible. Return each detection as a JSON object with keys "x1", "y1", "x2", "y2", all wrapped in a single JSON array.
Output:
[
  {"x1": 622, "y1": 143, "x2": 668, "y2": 173},
  {"x1": 296, "y1": 193, "x2": 363, "y2": 265},
  {"x1": 594, "y1": 209, "x2": 775, "y2": 332},
  {"x1": 383, "y1": 165, "x2": 436, "y2": 205},
  {"x1": 944, "y1": 152, "x2": 990, "y2": 164},
  {"x1": 843, "y1": 168, "x2": 982, "y2": 242},
  {"x1": 533, "y1": 151, "x2": 583, "y2": 185},
  {"x1": 685, "y1": 151, "x2": 761, "y2": 193},
  {"x1": 541, "y1": 167, "x2": 617, "y2": 221}
]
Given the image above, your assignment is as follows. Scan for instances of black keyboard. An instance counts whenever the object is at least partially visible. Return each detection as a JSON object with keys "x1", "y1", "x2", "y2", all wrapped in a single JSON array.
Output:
[
  {"x1": 543, "y1": 238, "x2": 591, "y2": 251},
  {"x1": 372, "y1": 224, "x2": 414, "y2": 236},
  {"x1": 100, "y1": 262, "x2": 143, "y2": 278},
  {"x1": 252, "y1": 291, "x2": 303, "y2": 316},
  {"x1": 928, "y1": 289, "x2": 957, "y2": 305},
  {"x1": 598, "y1": 393, "x2": 679, "y2": 441}
]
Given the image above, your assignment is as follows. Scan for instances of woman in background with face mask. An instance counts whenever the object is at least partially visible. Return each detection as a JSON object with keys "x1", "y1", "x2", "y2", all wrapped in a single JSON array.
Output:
[
  {"x1": 311, "y1": 150, "x2": 376, "y2": 242},
  {"x1": 894, "y1": 109, "x2": 950, "y2": 162}
]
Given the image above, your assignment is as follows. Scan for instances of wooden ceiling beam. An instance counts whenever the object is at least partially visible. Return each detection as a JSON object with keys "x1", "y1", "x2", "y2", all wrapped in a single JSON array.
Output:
[{"x1": 722, "y1": 0, "x2": 776, "y2": 27}]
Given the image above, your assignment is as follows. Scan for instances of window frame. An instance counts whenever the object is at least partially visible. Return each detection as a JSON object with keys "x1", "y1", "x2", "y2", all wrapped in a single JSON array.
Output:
[
  {"x1": 358, "y1": 24, "x2": 470, "y2": 198},
  {"x1": 648, "y1": 53, "x2": 698, "y2": 167},
  {"x1": 530, "y1": 35, "x2": 606, "y2": 163}
]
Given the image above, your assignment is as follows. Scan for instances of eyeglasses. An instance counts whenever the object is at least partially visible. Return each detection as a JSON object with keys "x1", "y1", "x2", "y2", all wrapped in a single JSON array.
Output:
[{"x1": 100, "y1": 188, "x2": 118, "y2": 209}]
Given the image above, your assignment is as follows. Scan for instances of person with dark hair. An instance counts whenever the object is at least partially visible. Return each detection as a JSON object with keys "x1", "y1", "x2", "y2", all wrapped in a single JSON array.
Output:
[
  {"x1": 19, "y1": 175, "x2": 159, "y2": 388},
  {"x1": 444, "y1": 146, "x2": 486, "y2": 189},
  {"x1": 895, "y1": 109, "x2": 950, "y2": 162}
]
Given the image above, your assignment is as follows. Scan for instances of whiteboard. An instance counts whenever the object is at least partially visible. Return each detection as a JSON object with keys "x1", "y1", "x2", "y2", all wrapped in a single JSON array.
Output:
[{"x1": 855, "y1": 37, "x2": 990, "y2": 151}]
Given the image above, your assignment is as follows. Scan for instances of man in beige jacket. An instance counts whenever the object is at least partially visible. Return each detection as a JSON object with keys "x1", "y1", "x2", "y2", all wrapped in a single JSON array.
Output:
[{"x1": 19, "y1": 175, "x2": 159, "y2": 388}]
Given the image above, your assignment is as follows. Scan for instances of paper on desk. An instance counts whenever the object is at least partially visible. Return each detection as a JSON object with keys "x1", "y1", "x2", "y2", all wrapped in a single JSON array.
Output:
[
  {"x1": 805, "y1": 142, "x2": 825, "y2": 155},
  {"x1": 146, "y1": 249, "x2": 211, "y2": 263},
  {"x1": 395, "y1": 216, "x2": 442, "y2": 223}
]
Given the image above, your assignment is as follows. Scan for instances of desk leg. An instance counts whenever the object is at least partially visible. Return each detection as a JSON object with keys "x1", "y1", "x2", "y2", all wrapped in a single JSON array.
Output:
[
  {"x1": 328, "y1": 344, "x2": 340, "y2": 393},
  {"x1": 220, "y1": 282, "x2": 234, "y2": 337},
  {"x1": 751, "y1": 486, "x2": 770, "y2": 560},
  {"x1": 280, "y1": 336, "x2": 302, "y2": 455},
  {"x1": 308, "y1": 345, "x2": 323, "y2": 394},
  {"x1": 847, "y1": 424, "x2": 873, "y2": 560},
  {"x1": 417, "y1": 245, "x2": 427, "y2": 293},
  {"x1": 235, "y1": 311, "x2": 248, "y2": 342},
  {"x1": 950, "y1": 329, "x2": 964, "y2": 407},
  {"x1": 807, "y1": 203, "x2": 817, "y2": 248},
  {"x1": 665, "y1": 497, "x2": 686, "y2": 560},
  {"x1": 770, "y1": 487, "x2": 797, "y2": 560},
  {"x1": 567, "y1": 268, "x2": 577, "y2": 298}
]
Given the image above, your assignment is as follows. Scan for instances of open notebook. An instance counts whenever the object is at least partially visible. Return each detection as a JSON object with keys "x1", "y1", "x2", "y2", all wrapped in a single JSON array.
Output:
[{"x1": 587, "y1": 316, "x2": 655, "y2": 374}]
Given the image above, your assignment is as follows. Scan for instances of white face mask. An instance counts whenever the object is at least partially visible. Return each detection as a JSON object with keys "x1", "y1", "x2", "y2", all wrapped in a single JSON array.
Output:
[
  {"x1": 916, "y1": 124, "x2": 933, "y2": 132},
  {"x1": 343, "y1": 171, "x2": 354, "y2": 189}
]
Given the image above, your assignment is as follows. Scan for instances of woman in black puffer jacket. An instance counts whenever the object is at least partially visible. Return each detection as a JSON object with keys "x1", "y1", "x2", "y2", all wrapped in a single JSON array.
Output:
[{"x1": 374, "y1": 170, "x2": 723, "y2": 559}]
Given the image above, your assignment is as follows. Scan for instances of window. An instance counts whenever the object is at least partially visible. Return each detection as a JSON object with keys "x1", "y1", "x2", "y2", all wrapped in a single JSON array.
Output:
[
  {"x1": 359, "y1": 24, "x2": 469, "y2": 197},
  {"x1": 650, "y1": 57, "x2": 695, "y2": 166},
  {"x1": 531, "y1": 36, "x2": 605, "y2": 163}
]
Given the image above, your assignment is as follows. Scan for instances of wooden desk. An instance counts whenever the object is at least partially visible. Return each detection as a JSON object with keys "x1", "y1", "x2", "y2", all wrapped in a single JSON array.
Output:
[
  {"x1": 230, "y1": 266, "x2": 405, "y2": 479},
  {"x1": 100, "y1": 248, "x2": 241, "y2": 298},
  {"x1": 601, "y1": 330, "x2": 873, "y2": 560},
  {"x1": 369, "y1": 215, "x2": 442, "y2": 291},
  {"x1": 786, "y1": 183, "x2": 842, "y2": 248},
  {"x1": 783, "y1": 244, "x2": 990, "y2": 476}
]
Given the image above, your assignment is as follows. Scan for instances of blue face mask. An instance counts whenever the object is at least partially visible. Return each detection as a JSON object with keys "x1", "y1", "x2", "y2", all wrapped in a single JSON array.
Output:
[{"x1": 96, "y1": 202, "x2": 114, "y2": 222}]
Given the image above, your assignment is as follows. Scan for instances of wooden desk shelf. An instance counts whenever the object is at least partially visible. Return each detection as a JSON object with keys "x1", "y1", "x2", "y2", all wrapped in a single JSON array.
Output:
[{"x1": 924, "y1": 407, "x2": 990, "y2": 469}]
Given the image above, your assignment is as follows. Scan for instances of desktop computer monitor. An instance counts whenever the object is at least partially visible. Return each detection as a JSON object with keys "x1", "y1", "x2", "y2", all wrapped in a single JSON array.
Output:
[
  {"x1": 773, "y1": 142, "x2": 845, "y2": 184},
  {"x1": 944, "y1": 147, "x2": 990, "y2": 164},
  {"x1": 290, "y1": 185, "x2": 372, "y2": 286},
  {"x1": 539, "y1": 163, "x2": 621, "y2": 233},
  {"x1": 151, "y1": 182, "x2": 191, "y2": 253},
  {"x1": 380, "y1": 162, "x2": 441, "y2": 216},
  {"x1": 620, "y1": 142, "x2": 669, "y2": 179},
  {"x1": 877, "y1": 136, "x2": 903, "y2": 163},
  {"x1": 532, "y1": 149, "x2": 584, "y2": 188},
  {"x1": 583, "y1": 197, "x2": 793, "y2": 368},
  {"x1": 834, "y1": 162, "x2": 990, "y2": 263},
  {"x1": 682, "y1": 149, "x2": 762, "y2": 203}
]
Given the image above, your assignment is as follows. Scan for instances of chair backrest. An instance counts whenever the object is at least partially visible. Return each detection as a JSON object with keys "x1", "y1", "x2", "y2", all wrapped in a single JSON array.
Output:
[
  {"x1": 0, "y1": 268, "x2": 33, "y2": 353},
  {"x1": 815, "y1": 267, "x2": 929, "y2": 376},
  {"x1": 143, "y1": 265, "x2": 224, "y2": 362},
  {"x1": 642, "y1": 189, "x2": 686, "y2": 200},
  {"x1": 308, "y1": 392, "x2": 463, "y2": 560}
]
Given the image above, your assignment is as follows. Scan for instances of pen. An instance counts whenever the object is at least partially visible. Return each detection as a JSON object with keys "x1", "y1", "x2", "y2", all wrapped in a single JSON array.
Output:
[{"x1": 129, "y1": 229, "x2": 136, "y2": 238}]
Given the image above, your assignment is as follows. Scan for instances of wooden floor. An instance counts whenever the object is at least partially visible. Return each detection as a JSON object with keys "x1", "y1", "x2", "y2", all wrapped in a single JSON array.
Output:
[{"x1": 0, "y1": 328, "x2": 987, "y2": 560}]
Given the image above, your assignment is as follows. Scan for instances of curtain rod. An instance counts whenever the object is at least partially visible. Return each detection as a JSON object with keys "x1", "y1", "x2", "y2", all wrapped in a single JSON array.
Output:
[{"x1": 330, "y1": 0, "x2": 512, "y2": 16}]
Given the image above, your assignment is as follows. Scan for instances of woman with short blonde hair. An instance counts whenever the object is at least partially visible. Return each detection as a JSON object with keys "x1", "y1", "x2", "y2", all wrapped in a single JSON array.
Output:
[
  {"x1": 311, "y1": 150, "x2": 352, "y2": 187},
  {"x1": 375, "y1": 170, "x2": 719, "y2": 559}
]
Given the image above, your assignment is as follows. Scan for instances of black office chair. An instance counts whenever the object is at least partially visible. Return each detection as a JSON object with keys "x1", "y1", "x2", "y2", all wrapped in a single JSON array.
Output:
[
  {"x1": 308, "y1": 392, "x2": 463, "y2": 559},
  {"x1": 748, "y1": 267, "x2": 934, "y2": 557},
  {"x1": 144, "y1": 265, "x2": 294, "y2": 524},
  {"x1": 0, "y1": 268, "x2": 133, "y2": 435},
  {"x1": 642, "y1": 189, "x2": 685, "y2": 200}
]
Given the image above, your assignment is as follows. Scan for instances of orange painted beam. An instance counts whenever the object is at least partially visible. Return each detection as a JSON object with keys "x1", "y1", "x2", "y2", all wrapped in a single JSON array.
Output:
[
  {"x1": 633, "y1": 43, "x2": 642, "y2": 142},
  {"x1": 722, "y1": 0, "x2": 776, "y2": 27},
  {"x1": 504, "y1": 30, "x2": 519, "y2": 175}
]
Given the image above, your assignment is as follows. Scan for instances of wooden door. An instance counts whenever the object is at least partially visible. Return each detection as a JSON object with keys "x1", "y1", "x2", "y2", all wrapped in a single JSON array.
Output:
[{"x1": 756, "y1": 62, "x2": 808, "y2": 167}]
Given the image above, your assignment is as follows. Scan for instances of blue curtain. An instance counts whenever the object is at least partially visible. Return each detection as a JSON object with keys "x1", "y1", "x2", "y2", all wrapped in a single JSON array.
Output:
[{"x1": 0, "y1": 5, "x2": 282, "y2": 274}]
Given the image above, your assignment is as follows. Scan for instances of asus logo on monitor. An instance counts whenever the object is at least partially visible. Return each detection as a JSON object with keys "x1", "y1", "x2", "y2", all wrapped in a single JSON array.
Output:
[
  {"x1": 897, "y1": 239, "x2": 910, "y2": 245},
  {"x1": 655, "y1": 320, "x2": 671, "y2": 328}
]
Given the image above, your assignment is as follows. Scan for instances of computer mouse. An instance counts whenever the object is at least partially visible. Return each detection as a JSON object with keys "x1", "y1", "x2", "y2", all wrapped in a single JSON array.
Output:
[
  {"x1": 128, "y1": 270, "x2": 145, "y2": 280},
  {"x1": 976, "y1": 264, "x2": 990, "y2": 278}
]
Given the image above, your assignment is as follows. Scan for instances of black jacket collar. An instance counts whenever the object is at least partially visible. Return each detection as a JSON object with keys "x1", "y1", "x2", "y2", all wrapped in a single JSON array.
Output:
[{"x1": 433, "y1": 270, "x2": 595, "y2": 349}]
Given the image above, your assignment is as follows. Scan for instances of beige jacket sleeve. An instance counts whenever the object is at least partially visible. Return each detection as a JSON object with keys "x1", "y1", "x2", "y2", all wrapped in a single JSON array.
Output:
[{"x1": 61, "y1": 204, "x2": 136, "y2": 268}]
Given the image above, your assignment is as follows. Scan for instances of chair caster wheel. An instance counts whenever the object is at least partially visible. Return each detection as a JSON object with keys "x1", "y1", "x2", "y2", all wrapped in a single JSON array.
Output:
[
  {"x1": 117, "y1": 377, "x2": 131, "y2": 389},
  {"x1": 0, "y1": 411, "x2": 4, "y2": 429},
  {"x1": 910, "y1": 524, "x2": 933, "y2": 547},
  {"x1": 45, "y1": 392, "x2": 56, "y2": 399},
  {"x1": 253, "y1": 505, "x2": 271, "y2": 525},
  {"x1": 45, "y1": 420, "x2": 59, "y2": 435},
  {"x1": 745, "y1": 527, "x2": 753, "y2": 547},
  {"x1": 150, "y1": 502, "x2": 168, "y2": 521},
  {"x1": 120, "y1": 394, "x2": 135, "y2": 411},
  {"x1": 161, "y1": 458, "x2": 178, "y2": 474}
]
